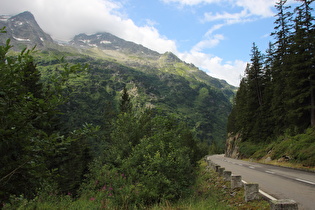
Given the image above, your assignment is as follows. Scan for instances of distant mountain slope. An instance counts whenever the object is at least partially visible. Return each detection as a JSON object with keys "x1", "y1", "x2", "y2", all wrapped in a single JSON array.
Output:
[
  {"x1": 0, "y1": 11, "x2": 235, "y2": 148},
  {"x1": 0, "y1": 11, "x2": 54, "y2": 48},
  {"x1": 69, "y1": 32, "x2": 236, "y2": 96},
  {"x1": 70, "y1": 33, "x2": 160, "y2": 59}
]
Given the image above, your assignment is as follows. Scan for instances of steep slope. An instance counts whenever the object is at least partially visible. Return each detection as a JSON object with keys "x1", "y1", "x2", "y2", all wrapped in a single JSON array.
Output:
[
  {"x1": 0, "y1": 11, "x2": 54, "y2": 48},
  {"x1": 1, "y1": 11, "x2": 235, "y2": 148}
]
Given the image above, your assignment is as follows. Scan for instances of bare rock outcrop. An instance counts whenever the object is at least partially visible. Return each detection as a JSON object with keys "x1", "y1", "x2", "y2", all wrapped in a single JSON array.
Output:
[{"x1": 225, "y1": 133, "x2": 241, "y2": 159}]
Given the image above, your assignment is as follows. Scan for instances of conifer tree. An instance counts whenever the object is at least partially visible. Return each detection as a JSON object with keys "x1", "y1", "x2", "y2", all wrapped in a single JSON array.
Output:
[
  {"x1": 227, "y1": 77, "x2": 249, "y2": 136},
  {"x1": 247, "y1": 43, "x2": 264, "y2": 107},
  {"x1": 119, "y1": 87, "x2": 132, "y2": 114},
  {"x1": 0, "y1": 35, "x2": 90, "y2": 201},
  {"x1": 260, "y1": 43, "x2": 276, "y2": 138},
  {"x1": 297, "y1": 0, "x2": 315, "y2": 127},
  {"x1": 286, "y1": 0, "x2": 315, "y2": 129},
  {"x1": 227, "y1": 0, "x2": 315, "y2": 155},
  {"x1": 270, "y1": 0, "x2": 293, "y2": 134}
]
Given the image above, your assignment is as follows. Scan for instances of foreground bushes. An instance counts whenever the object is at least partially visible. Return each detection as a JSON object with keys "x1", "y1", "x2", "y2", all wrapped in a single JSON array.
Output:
[
  {"x1": 3, "y1": 112, "x2": 207, "y2": 209},
  {"x1": 80, "y1": 112, "x2": 207, "y2": 208}
]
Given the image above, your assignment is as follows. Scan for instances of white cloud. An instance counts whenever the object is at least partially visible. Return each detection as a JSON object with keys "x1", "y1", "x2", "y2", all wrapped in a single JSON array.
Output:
[
  {"x1": 203, "y1": 9, "x2": 249, "y2": 22},
  {"x1": 0, "y1": 0, "x2": 177, "y2": 54},
  {"x1": 191, "y1": 34, "x2": 224, "y2": 52},
  {"x1": 163, "y1": 0, "x2": 277, "y2": 17},
  {"x1": 236, "y1": 0, "x2": 276, "y2": 17},
  {"x1": 203, "y1": 11, "x2": 255, "y2": 36},
  {"x1": 161, "y1": 0, "x2": 221, "y2": 6},
  {"x1": 179, "y1": 51, "x2": 246, "y2": 86},
  {"x1": 204, "y1": 24, "x2": 225, "y2": 36},
  {"x1": 180, "y1": 32, "x2": 245, "y2": 86},
  {"x1": 165, "y1": 0, "x2": 276, "y2": 38}
]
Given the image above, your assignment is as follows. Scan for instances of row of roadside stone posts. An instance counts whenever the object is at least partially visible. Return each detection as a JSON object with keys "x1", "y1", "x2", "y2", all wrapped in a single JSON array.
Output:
[{"x1": 205, "y1": 156, "x2": 299, "y2": 210}]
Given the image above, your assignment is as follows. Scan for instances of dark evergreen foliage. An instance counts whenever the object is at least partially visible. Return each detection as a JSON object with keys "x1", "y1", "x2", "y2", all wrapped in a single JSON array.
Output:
[
  {"x1": 0, "y1": 34, "x2": 96, "y2": 201},
  {"x1": 228, "y1": 0, "x2": 315, "y2": 147}
]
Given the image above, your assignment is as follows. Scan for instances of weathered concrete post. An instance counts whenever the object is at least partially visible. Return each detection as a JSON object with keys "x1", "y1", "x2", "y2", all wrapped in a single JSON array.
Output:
[
  {"x1": 231, "y1": 175, "x2": 242, "y2": 189},
  {"x1": 218, "y1": 167, "x2": 225, "y2": 176},
  {"x1": 223, "y1": 171, "x2": 232, "y2": 181},
  {"x1": 270, "y1": 199, "x2": 298, "y2": 210},
  {"x1": 244, "y1": 183, "x2": 260, "y2": 202}
]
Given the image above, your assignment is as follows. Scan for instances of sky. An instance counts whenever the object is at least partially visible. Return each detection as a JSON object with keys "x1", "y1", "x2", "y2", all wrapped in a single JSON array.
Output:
[{"x1": 0, "y1": 0, "x2": 293, "y2": 86}]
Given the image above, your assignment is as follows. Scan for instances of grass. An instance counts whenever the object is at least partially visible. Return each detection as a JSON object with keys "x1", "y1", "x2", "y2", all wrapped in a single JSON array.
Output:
[
  {"x1": 151, "y1": 161, "x2": 270, "y2": 210},
  {"x1": 250, "y1": 128, "x2": 315, "y2": 172}
]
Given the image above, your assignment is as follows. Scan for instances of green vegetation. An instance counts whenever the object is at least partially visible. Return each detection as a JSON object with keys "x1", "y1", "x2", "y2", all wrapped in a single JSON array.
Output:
[
  {"x1": 0, "y1": 29, "x2": 214, "y2": 208},
  {"x1": 251, "y1": 128, "x2": 315, "y2": 168},
  {"x1": 0, "y1": 28, "x2": 96, "y2": 202},
  {"x1": 227, "y1": 0, "x2": 315, "y2": 167},
  {"x1": 33, "y1": 47, "x2": 232, "y2": 151},
  {"x1": 2, "y1": 161, "x2": 270, "y2": 210}
]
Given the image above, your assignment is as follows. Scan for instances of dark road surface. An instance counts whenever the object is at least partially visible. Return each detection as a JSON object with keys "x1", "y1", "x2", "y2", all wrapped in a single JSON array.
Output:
[{"x1": 208, "y1": 155, "x2": 315, "y2": 210}]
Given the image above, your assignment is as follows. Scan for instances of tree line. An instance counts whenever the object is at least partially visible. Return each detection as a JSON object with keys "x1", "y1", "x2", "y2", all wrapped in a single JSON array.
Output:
[{"x1": 227, "y1": 0, "x2": 315, "y2": 143}]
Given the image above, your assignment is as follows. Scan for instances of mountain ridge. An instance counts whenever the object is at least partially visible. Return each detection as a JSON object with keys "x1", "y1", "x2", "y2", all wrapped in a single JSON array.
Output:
[
  {"x1": 0, "y1": 11, "x2": 54, "y2": 47},
  {"x1": 0, "y1": 11, "x2": 235, "y2": 90}
]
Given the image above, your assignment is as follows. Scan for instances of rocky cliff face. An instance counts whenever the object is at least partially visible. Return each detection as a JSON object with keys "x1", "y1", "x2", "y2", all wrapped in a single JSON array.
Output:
[
  {"x1": 225, "y1": 133, "x2": 241, "y2": 158},
  {"x1": 0, "y1": 11, "x2": 54, "y2": 48}
]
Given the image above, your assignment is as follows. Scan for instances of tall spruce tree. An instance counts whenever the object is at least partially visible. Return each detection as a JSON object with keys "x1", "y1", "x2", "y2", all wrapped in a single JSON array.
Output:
[
  {"x1": 247, "y1": 43, "x2": 264, "y2": 107},
  {"x1": 260, "y1": 43, "x2": 276, "y2": 139},
  {"x1": 286, "y1": 0, "x2": 315, "y2": 130},
  {"x1": 228, "y1": 43, "x2": 266, "y2": 143},
  {"x1": 297, "y1": 0, "x2": 315, "y2": 127},
  {"x1": 270, "y1": 0, "x2": 293, "y2": 134},
  {"x1": 227, "y1": 76, "x2": 249, "y2": 136}
]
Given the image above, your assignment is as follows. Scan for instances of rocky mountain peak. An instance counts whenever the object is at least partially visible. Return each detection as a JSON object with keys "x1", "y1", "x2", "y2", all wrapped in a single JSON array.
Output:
[
  {"x1": 0, "y1": 11, "x2": 54, "y2": 48},
  {"x1": 160, "y1": 51, "x2": 181, "y2": 63},
  {"x1": 12, "y1": 11, "x2": 35, "y2": 21}
]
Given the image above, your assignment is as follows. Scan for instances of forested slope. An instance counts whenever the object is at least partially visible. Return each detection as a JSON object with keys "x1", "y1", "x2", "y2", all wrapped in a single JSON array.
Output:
[{"x1": 226, "y1": 0, "x2": 315, "y2": 167}]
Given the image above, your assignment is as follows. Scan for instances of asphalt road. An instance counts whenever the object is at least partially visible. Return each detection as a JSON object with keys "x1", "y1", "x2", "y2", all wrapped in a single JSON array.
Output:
[{"x1": 208, "y1": 154, "x2": 315, "y2": 210}]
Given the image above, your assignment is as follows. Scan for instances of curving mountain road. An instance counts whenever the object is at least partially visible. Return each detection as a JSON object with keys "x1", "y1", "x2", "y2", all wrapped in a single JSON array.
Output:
[{"x1": 208, "y1": 155, "x2": 315, "y2": 210}]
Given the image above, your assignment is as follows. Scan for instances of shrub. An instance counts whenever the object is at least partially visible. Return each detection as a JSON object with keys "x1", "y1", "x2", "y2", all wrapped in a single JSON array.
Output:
[
  {"x1": 79, "y1": 114, "x2": 203, "y2": 208},
  {"x1": 239, "y1": 141, "x2": 261, "y2": 158},
  {"x1": 121, "y1": 133, "x2": 195, "y2": 204}
]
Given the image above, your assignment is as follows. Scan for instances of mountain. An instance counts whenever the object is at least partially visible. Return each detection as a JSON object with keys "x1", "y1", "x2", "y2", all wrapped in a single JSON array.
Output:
[
  {"x1": 0, "y1": 11, "x2": 54, "y2": 48},
  {"x1": 69, "y1": 32, "x2": 234, "y2": 93},
  {"x1": 0, "y1": 11, "x2": 236, "y2": 149},
  {"x1": 70, "y1": 33, "x2": 160, "y2": 59}
]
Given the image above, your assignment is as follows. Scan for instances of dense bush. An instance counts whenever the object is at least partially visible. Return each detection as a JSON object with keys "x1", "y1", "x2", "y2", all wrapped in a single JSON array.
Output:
[
  {"x1": 269, "y1": 128, "x2": 315, "y2": 167},
  {"x1": 0, "y1": 33, "x2": 95, "y2": 203},
  {"x1": 80, "y1": 110, "x2": 207, "y2": 208}
]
